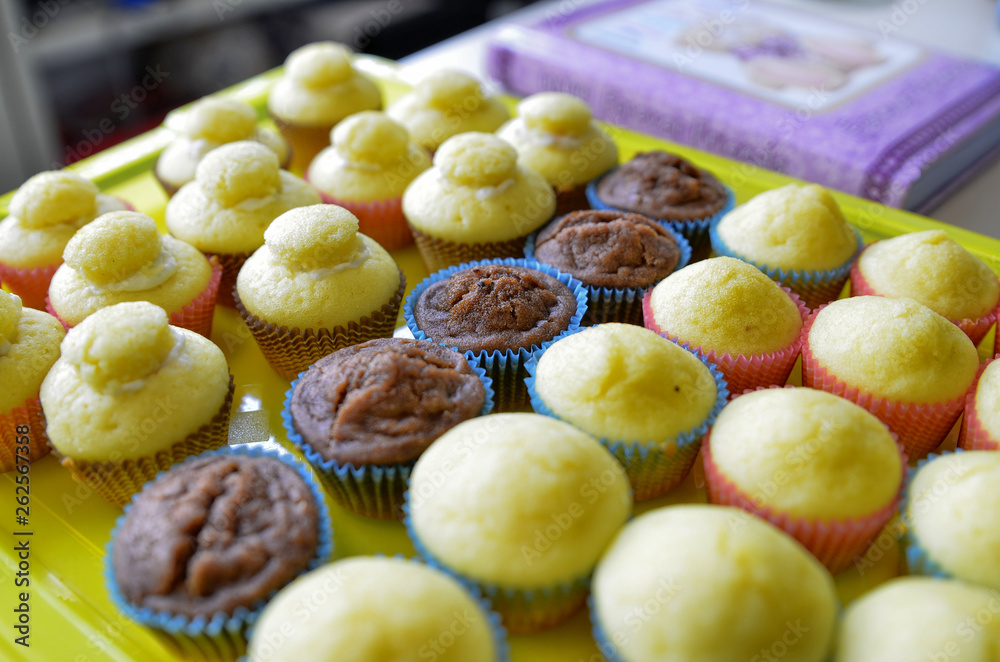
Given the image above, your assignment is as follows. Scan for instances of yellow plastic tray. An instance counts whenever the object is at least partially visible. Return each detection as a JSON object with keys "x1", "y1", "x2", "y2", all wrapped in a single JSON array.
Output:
[{"x1": 2, "y1": 56, "x2": 999, "y2": 662}]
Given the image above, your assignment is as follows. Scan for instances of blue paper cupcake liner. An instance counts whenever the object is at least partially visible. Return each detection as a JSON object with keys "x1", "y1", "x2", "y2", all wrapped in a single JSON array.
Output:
[
  {"x1": 525, "y1": 339, "x2": 729, "y2": 501},
  {"x1": 901, "y1": 449, "x2": 962, "y2": 580},
  {"x1": 282, "y1": 356, "x2": 494, "y2": 520},
  {"x1": 585, "y1": 170, "x2": 735, "y2": 261},
  {"x1": 402, "y1": 499, "x2": 591, "y2": 634},
  {"x1": 105, "y1": 445, "x2": 334, "y2": 662},
  {"x1": 524, "y1": 221, "x2": 692, "y2": 326},
  {"x1": 404, "y1": 257, "x2": 589, "y2": 412},
  {"x1": 710, "y1": 220, "x2": 863, "y2": 309}
]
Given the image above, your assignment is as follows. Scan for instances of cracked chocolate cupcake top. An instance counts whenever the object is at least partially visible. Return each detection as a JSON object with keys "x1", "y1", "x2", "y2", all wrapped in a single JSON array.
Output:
[
  {"x1": 413, "y1": 264, "x2": 577, "y2": 353},
  {"x1": 290, "y1": 338, "x2": 486, "y2": 466},
  {"x1": 112, "y1": 454, "x2": 319, "y2": 618},
  {"x1": 595, "y1": 151, "x2": 728, "y2": 221},
  {"x1": 533, "y1": 210, "x2": 682, "y2": 289}
]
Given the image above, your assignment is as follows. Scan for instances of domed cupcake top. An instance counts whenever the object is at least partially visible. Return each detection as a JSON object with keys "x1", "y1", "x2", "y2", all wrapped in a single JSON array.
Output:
[
  {"x1": 332, "y1": 111, "x2": 410, "y2": 165},
  {"x1": 436, "y1": 132, "x2": 518, "y2": 188},
  {"x1": 715, "y1": 183, "x2": 857, "y2": 271},
  {"x1": 416, "y1": 70, "x2": 485, "y2": 110},
  {"x1": 61, "y1": 301, "x2": 177, "y2": 393},
  {"x1": 183, "y1": 97, "x2": 258, "y2": 143},
  {"x1": 858, "y1": 229, "x2": 1000, "y2": 321},
  {"x1": 9, "y1": 171, "x2": 100, "y2": 229},
  {"x1": 286, "y1": 42, "x2": 354, "y2": 88},
  {"x1": 520, "y1": 92, "x2": 592, "y2": 137},
  {"x1": 63, "y1": 212, "x2": 176, "y2": 289},
  {"x1": 264, "y1": 204, "x2": 365, "y2": 271},
  {"x1": 195, "y1": 141, "x2": 282, "y2": 208},
  {"x1": 0, "y1": 291, "x2": 22, "y2": 353},
  {"x1": 534, "y1": 323, "x2": 718, "y2": 441}
]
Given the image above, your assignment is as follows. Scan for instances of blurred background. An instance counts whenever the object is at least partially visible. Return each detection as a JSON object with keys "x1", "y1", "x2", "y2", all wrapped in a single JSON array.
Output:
[{"x1": 0, "y1": 0, "x2": 540, "y2": 191}]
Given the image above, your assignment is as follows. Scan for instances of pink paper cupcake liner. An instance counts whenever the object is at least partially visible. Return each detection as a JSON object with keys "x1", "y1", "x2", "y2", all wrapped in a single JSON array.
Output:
[
  {"x1": 851, "y1": 256, "x2": 999, "y2": 347},
  {"x1": 45, "y1": 258, "x2": 222, "y2": 338},
  {"x1": 0, "y1": 263, "x2": 60, "y2": 311},
  {"x1": 703, "y1": 432, "x2": 905, "y2": 574},
  {"x1": 958, "y1": 359, "x2": 1000, "y2": 451},
  {"x1": 800, "y1": 305, "x2": 968, "y2": 459},
  {"x1": 0, "y1": 397, "x2": 51, "y2": 472},
  {"x1": 311, "y1": 188, "x2": 413, "y2": 252},
  {"x1": 642, "y1": 287, "x2": 808, "y2": 395},
  {"x1": 207, "y1": 252, "x2": 250, "y2": 309}
]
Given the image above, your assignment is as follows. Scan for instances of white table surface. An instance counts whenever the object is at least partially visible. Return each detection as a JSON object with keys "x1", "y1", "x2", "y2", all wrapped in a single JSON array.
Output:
[{"x1": 400, "y1": 0, "x2": 1000, "y2": 239}]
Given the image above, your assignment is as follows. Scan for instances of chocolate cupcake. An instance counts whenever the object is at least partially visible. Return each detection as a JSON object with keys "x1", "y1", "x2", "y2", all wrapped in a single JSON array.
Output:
[
  {"x1": 588, "y1": 151, "x2": 733, "y2": 260},
  {"x1": 107, "y1": 446, "x2": 332, "y2": 660},
  {"x1": 283, "y1": 338, "x2": 492, "y2": 519},
  {"x1": 527, "y1": 210, "x2": 690, "y2": 325},
  {"x1": 405, "y1": 259, "x2": 587, "y2": 411}
]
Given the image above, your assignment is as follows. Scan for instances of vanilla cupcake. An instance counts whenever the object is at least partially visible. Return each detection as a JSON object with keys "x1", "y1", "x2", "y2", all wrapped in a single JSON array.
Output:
[
  {"x1": 527, "y1": 324, "x2": 726, "y2": 500},
  {"x1": 834, "y1": 577, "x2": 1000, "y2": 662},
  {"x1": 406, "y1": 413, "x2": 631, "y2": 633},
  {"x1": 387, "y1": 69, "x2": 509, "y2": 153},
  {"x1": 852, "y1": 230, "x2": 1000, "y2": 346},
  {"x1": 960, "y1": 359, "x2": 1000, "y2": 451},
  {"x1": 267, "y1": 42, "x2": 382, "y2": 172},
  {"x1": 402, "y1": 132, "x2": 556, "y2": 272},
  {"x1": 711, "y1": 183, "x2": 861, "y2": 308},
  {"x1": 497, "y1": 92, "x2": 618, "y2": 215},
  {"x1": 704, "y1": 387, "x2": 904, "y2": 572},
  {"x1": 154, "y1": 96, "x2": 290, "y2": 196},
  {"x1": 0, "y1": 290, "x2": 64, "y2": 471},
  {"x1": 644, "y1": 256, "x2": 808, "y2": 394},
  {"x1": 0, "y1": 171, "x2": 130, "y2": 309},
  {"x1": 166, "y1": 141, "x2": 320, "y2": 307},
  {"x1": 47, "y1": 211, "x2": 220, "y2": 336},
  {"x1": 592, "y1": 505, "x2": 837, "y2": 662},
  {"x1": 905, "y1": 451, "x2": 1000, "y2": 591},
  {"x1": 248, "y1": 558, "x2": 507, "y2": 662},
  {"x1": 235, "y1": 204, "x2": 403, "y2": 380},
  {"x1": 307, "y1": 111, "x2": 431, "y2": 250},
  {"x1": 39, "y1": 302, "x2": 233, "y2": 506},
  {"x1": 803, "y1": 296, "x2": 979, "y2": 458}
]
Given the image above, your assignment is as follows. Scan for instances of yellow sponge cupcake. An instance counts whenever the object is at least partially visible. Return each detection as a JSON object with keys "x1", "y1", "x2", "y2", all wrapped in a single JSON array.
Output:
[
  {"x1": 497, "y1": 92, "x2": 618, "y2": 215},
  {"x1": 906, "y1": 451, "x2": 1000, "y2": 591},
  {"x1": 402, "y1": 132, "x2": 556, "y2": 271},
  {"x1": 267, "y1": 42, "x2": 382, "y2": 171},
  {"x1": 705, "y1": 387, "x2": 903, "y2": 572},
  {"x1": 386, "y1": 69, "x2": 509, "y2": 153},
  {"x1": 528, "y1": 323, "x2": 725, "y2": 499},
  {"x1": 834, "y1": 577, "x2": 1000, "y2": 662},
  {"x1": 39, "y1": 301, "x2": 233, "y2": 506},
  {"x1": 0, "y1": 170, "x2": 130, "y2": 309},
  {"x1": 960, "y1": 359, "x2": 1000, "y2": 451},
  {"x1": 803, "y1": 296, "x2": 979, "y2": 458},
  {"x1": 306, "y1": 111, "x2": 431, "y2": 250},
  {"x1": 592, "y1": 505, "x2": 837, "y2": 662},
  {"x1": 711, "y1": 183, "x2": 860, "y2": 308},
  {"x1": 406, "y1": 413, "x2": 631, "y2": 633},
  {"x1": 235, "y1": 204, "x2": 403, "y2": 380},
  {"x1": 166, "y1": 141, "x2": 320, "y2": 307},
  {"x1": 154, "y1": 97, "x2": 290, "y2": 196},
  {"x1": 47, "y1": 211, "x2": 219, "y2": 336},
  {"x1": 853, "y1": 229, "x2": 1000, "y2": 346},
  {"x1": 248, "y1": 557, "x2": 505, "y2": 662},
  {"x1": 0, "y1": 290, "x2": 64, "y2": 470},
  {"x1": 644, "y1": 256, "x2": 807, "y2": 394}
]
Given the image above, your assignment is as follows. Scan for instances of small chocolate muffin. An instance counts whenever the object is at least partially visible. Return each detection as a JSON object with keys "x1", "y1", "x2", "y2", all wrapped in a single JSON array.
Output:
[
  {"x1": 595, "y1": 151, "x2": 728, "y2": 222},
  {"x1": 534, "y1": 210, "x2": 682, "y2": 289},
  {"x1": 290, "y1": 338, "x2": 486, "y2": 466},
  {"x1": 112, "y1": 454, "x2": 320, "y2": 618},
  {"x1": 413, "y1": 263, "x2": 577, "y2": 354}
]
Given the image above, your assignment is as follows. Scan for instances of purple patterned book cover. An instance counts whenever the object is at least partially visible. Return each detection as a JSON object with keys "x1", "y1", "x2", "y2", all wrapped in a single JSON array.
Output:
[{"x1": 486, "y1": 0, "x2": 1000, "y2": 209}]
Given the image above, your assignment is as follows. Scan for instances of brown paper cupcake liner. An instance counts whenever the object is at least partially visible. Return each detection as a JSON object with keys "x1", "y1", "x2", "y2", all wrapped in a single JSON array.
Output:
[
  {"x1": 553, "y1": 183, "x2": 591, "y2": 217},
  {"x1": 312, "y1": 189, "x2": 413, "y2": 251},
  {"x1": 0, "y1": 262, "x2": 60, "y2": 310},
  {"x1": 56, "y1": 377, "x2": 234, "y2": 508},
  {"x1": 235, "y1": 272, "x2": 405, "y2": 381},
  {"x1": 0, "y1": 397, "x2": 51, "y2": 472},
  {"x1": 958, "y1": 359, "x2": 1000, "y2": 451},
  {"x1": 271, "y1": 118, "x2": 334, "y2": 174},
  {"x1": 409, "y1": 226, "x2": 529, "y2": 273},
  {"x1": 207, "y1": 252, "x2": 251, "y2": 309}
]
